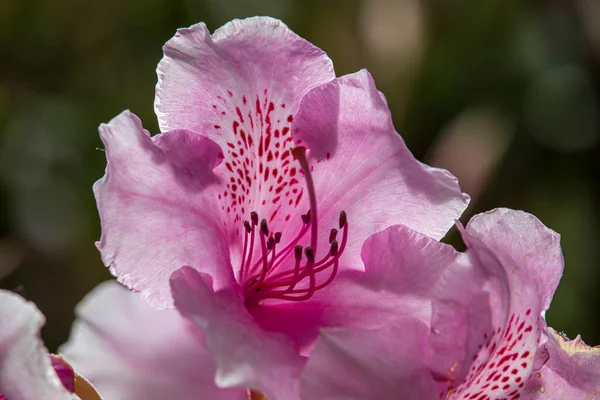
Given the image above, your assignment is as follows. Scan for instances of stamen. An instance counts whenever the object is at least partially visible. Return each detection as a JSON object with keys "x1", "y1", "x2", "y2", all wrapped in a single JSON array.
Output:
[
  {"x1": 238, "y1": 220, "x2": 255, "y2": 281},
  {"x1": 329, "y1": 228, "x2": 338, "y2": 243},
  {"x1": 238, "y1": 146, "x2": 349, "y2": 306}
]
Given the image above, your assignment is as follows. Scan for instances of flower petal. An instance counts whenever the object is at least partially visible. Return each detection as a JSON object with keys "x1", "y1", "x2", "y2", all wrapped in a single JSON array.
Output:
[
  {"x1": 292, "y1": 69, "x2": 470, "y2": 273},
  {"x1": 465, "y1": 208, "x2": 564, "y2": 312},
  {"x1": 60, "y1": 280, "x2": 247, "y2": 400},
  {"x1": 0, "y1": 290, "x2": 71, "y2": 400},
  {"x1": 155, "y1": 17, "x2": 334, "y2": 138},
  {"x1": 300, "y1": 318, "x2": 447, "y2": 400},
  {"x1": 444, "y1": 209, "x2": 564, "y2": 399},
  {"x1": 94, "y1": 110, "x2": 234, "y2": 308},
  {"x1": 252, "y1": 224, "x2": 465, "y2": 356},
  {"x1": 49, "y1": 355, "x2": 75, "y2": 393},
  {"x1": 155, "y1": 17, "x2": 334, "y2": 248},
  {"x1": 170, "y1": 266, "x2": 305, "y2": 400},
  {"x1": 523, "y1": 327, "x2": 600, "y2": 399}
]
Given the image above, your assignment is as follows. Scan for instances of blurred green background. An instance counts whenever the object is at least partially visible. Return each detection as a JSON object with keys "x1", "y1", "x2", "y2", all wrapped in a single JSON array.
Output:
[{"x1": 1, "y1": 0, "x2": 599, "y2": 351}]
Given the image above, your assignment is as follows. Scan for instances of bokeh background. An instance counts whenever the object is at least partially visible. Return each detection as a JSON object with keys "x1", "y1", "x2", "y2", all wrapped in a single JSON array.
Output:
[{"x1": 1, "y1": 0, "x2": 599, "y2": 351}]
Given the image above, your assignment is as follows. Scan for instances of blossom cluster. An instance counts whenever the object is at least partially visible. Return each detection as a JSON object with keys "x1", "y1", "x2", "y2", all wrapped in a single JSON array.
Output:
[{"x1": 1, "y1": 17, "x2": 598, "y2": 400}]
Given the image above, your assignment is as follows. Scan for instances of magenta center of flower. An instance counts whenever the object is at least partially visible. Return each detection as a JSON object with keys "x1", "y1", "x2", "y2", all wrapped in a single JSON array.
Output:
[{"x1": 237, "y1": 147, "x2": 348, "y2": 306}]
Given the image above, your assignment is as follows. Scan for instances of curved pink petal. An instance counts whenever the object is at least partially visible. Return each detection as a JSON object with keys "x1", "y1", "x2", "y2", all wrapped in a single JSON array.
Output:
[
  {"x1": 0, "y1": 290, "x2": 72, "y2": 400},
  {"x1": 60, "y1": 280, "x2": 247, "y2": 400},
  {"x1": 251, "y1": 223, "x2": 465, "y2": 354},
  {"x1": 523, "y1": 327, "x2": 600, "y2": 399},
  {"x1": 155, "y1": 17, "x2": 335, "y2": 140},
  {"x1": 292, "y1": 70, "x2": 470, "y2": 273},
  {"x1": 154, "y1": 17, "x2": 335, "y2": 264},
  {"x1": 49, "y1": 355, "x2": 75, "y2": 393},
  {"x1": 465, "y1": 208, "x2": 563, "y2": 312},
  {"x1": 170, "y1": 267, "x2": 305, "y2": 400},
  {"x1": 94, "y1": 110, "x2": 235, "y2": 308},
  {"x1": 300, "y1": 319, "x2": 447, "y2": 400},
  {"x1": 444, "y1": 209, "x2": 564, "y2": 399}
]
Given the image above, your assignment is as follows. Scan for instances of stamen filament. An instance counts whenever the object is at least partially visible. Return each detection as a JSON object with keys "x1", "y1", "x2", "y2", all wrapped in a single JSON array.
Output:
[{"x1": 238, "y1": 147, "x2": 349, "y2": 306}]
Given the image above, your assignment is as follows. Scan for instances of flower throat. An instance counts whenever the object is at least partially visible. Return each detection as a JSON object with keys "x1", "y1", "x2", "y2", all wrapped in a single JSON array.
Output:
[{"x1": 238, "y1": 147, "x2": 348, "y2": 306}]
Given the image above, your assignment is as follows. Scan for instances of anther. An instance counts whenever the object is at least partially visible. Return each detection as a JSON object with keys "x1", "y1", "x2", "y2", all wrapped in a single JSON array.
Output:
[
  {"x1": 304, "y1": 246, "x2": 315, "y2": 263},
  {"x1": 274, "y1": 232, "x2": 282, "y2": 244},
  {"x1": 267, "y1": 236, "x2": 275, "y2": 250},
  {"x1": 294, "y1": 245, "x2": 303, "y2": 261},
  {"x1": 244, "y1": 221, "x2": 252, "y2": 233},
  {"x1": 301, "y1": 210, "x2": 311, "y2": 224},
  {"x1": 339, "y1": 211, "x2": 347, "y2": 229},
  {"x1": 329, "y1": 229, "x2": 338, "y2": 243},
  {"x1": 251, "y1": 211, "x2": 259, "y2": 226},
  {"x1": 260, "y1": 219, "x2": 269, "y2": 236},
  {"x1": 330, "y1": 240, "x2": 339, "y2": 257}
]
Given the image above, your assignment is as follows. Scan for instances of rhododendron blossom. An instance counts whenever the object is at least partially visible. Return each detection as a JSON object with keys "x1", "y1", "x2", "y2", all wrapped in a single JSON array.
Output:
[
  {"x1": 94, "y1": 17, "x2": 469, "y2": 398},
  {"x1": 0, "y1": 289, "x2": 101, "y2": 400},
  {"x1": 300, "y1": 209, "x2": 600, "y2": 400}
]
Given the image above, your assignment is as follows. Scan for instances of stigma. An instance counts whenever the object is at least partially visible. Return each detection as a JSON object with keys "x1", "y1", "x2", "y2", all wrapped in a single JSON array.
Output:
[{"x1": 238, "y1": 147, "x2": 348, "y2": 306}]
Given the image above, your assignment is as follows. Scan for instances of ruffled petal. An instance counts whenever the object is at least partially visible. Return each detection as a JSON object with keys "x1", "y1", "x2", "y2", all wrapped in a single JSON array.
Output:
[
  {"x1": 0, "y1": 290, "x2": 72, "y2": 400},
  {"x1": 60, "y1": 281, "x2": 247, "y2": 400},
  {"x1": 300, "y1": 318, "x2": 447, "y2": 400},
  {"x1": 94, "y1": 110, "x2": 235, "y2": 308},
  {"x1": 292, "y1": 70, "x2": 470, "y2": 273},
  {"x1": 251, "y1": 224, "x2": 465, "y2": 354},
  {"x1": 170, "y1": 267, "x2": 305, "y2": 400},
  {"x1": 444, "y1": 209, "x2": 564, "y2": 399},
  {"x1": 154, "y1": 17, "x2": 334, "y2": 256},
  {"x1": 155, "y1": 17, "x2": 334, "y2": 139},
  {"x1": 465, "y1": 208, "x2": 563, "y2": 312},
  {"x1": 523, "y1": 327, "x2": 600, "y2": 399}
]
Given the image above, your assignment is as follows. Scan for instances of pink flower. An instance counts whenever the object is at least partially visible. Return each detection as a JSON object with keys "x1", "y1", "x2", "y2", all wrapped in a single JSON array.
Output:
[
  {"x1": 95, "y1": 17, "x2": 469, "y2": 398},
  {"x1": 59, "y1": 281, "x2": 248, "y2": 400},
  {"x1": 300, "y1": 208, "x2": 600, "y2": 400},
  {"x1": 0, "y1": 289, "x2": 101, "y2": 400}
]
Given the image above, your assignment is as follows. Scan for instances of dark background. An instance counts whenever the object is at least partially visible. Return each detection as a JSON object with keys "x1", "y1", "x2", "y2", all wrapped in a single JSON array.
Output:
[{"x1": 1, "y1": 0, "x2": 598, "y2": 351}]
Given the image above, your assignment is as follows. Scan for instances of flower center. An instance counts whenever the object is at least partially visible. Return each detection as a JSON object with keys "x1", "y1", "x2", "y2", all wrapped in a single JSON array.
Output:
[{"x1": 238, "y1": 147, "x2": 348, "y2": 306}]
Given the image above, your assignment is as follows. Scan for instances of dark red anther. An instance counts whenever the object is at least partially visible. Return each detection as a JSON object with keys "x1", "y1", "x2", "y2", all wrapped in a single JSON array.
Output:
[
  {"x1": 304, "y1": 246, "x2": 315, "y2": 263},
  {"x1": 294, "y1": 245, "x2": 303, "y2": 261},
  {"x1": 267, "y1": 236, "x2": 275, "y2": 250},
  {"x1": 330, "y1": 240, "x2": 339, "y2": 257},
  {"x1": 274, "y1": 232, "x2": 282, "y2": 243},
  {"x1": 244, "y1": 221, "x2": 252, "y2": 233},
  {"x1": 301, "y1": 210, "x2": 312, "y2": 224},
  {"x1": 260, "y1": 219, "x2": 269, "y2": 236},
  {"x1": 251, "y1": 211, "x2": 259, "y2": 226},
  {"x1": 329, "y1": 229, "x2": 338, "y2": 243},
  {"x1": 339, "y1": 211, "x2": 347, "y2": 229}
]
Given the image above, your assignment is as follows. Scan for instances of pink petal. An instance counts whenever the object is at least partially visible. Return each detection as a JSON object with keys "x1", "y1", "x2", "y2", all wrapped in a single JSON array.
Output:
[
  {"x1": 60, "y1": 281, "x2": 247, "y2": 400},
  {"x1": 49, "y1": 355, "x2": 75, "y2": 393},
  {"x1": 465, "y1": 208, "x2": 563, "y2": 312},
  {"x1": 170, "y1": 266, "x2": 305, "y2": 400},
  {"x1": 523, "y1": 327, "x2": 600, "y2": 399},
  {"x1": 155, "y1": 17, "x2": 334, "y2": 139},
  {"x1": 154, "y1": 17, "x2": 334, "y2": 249},
  {"x1": 445, "y1": 209, "x2": 564, "y2": 399},
  {"x1": 300, "y1": 318, "x2": 447, "y2": 399},
  {"x1": 251, "y1": 223, "x2": 464, "y2": 354},
  {"x1": 0, "y1": 290, "x2": 71, "y2": 400},
  {"x1": 94, "y1": 110, "x2": 235, "y2": 308},
  {"x1": 292, "y1": 70, "x2": 470, "y2": 273}
]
